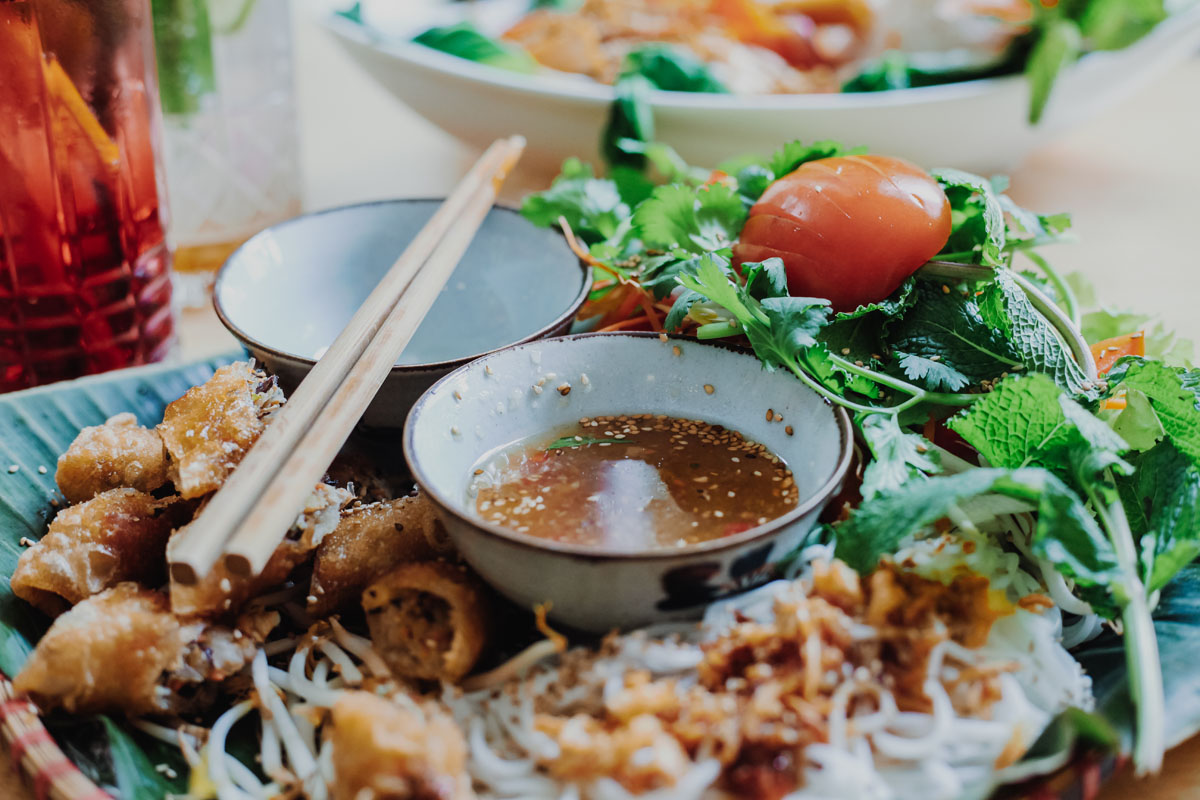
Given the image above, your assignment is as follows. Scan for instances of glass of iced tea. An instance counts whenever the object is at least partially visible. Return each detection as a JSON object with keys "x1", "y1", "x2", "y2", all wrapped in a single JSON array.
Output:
[{"x1": 0, "y1": 0, "x2": 175, "y2": 392}]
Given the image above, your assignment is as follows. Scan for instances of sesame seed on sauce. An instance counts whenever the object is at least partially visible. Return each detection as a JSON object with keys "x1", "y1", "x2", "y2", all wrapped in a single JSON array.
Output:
[{"x1": 469, "y1": 414, "x2": 799, "y2": 551}]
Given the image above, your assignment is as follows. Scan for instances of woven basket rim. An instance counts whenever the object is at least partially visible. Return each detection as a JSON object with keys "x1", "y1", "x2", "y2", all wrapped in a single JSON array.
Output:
[{"x1": 0, "y1": 672, "x2": 110, "y2": 800}]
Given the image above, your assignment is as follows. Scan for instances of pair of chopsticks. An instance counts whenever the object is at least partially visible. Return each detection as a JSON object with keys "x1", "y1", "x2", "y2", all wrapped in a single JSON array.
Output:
[{"x1": 169, "y1": 135, "x2": 527, "y2": 585}]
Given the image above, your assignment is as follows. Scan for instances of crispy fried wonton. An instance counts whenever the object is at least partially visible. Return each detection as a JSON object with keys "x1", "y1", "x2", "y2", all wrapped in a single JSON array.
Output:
[
  {"x1": 170, "y1": 483, "x2": 351, "y2": 617},
  {"x1": 55, "y1": 412, "x2": 170, "y2": 503},
  {"x1": 157, "y1": 362, "x2": 285, "y2": 499},
  {"x1": 363, "y1": 561, "x2": 488, "y2": 683},
  {"x1": 13, "y1": 583, "x2": 274, "y2": 715},
  {"x1": 331, "y1": 690, "x2": 474, "y2": 800},
  {"x1": 308, "y1": 494, "x2": 449, "y2": 616},
  {"x1": 11, "y1": 488, "x2": 189, "y2": 616}
]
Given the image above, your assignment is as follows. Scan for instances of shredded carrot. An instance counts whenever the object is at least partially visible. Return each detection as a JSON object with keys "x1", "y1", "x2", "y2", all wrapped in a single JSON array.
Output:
[
  {"x1": 535, "y1": 603, "x2": 568, "y2": 653},
  {"x1": 597, "y1": 316, "x2": 655, "y2": 332},
  {"x1": 641, "y1": 294, "x2": 663, "y2": 331}
]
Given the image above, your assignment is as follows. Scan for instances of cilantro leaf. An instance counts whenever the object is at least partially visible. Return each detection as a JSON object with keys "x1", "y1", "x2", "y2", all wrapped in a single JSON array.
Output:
[
  {"x1": 934, "y1": 167, "x2": 1007, "y2": 266},
  {"x1": 886, "y1": 280, "x2": 1021, "y2": 391},
  {"x1": 896, "y1": 353, "x2": 973, "y2": 392},
  {"x1": 521, "y1": 158, "x2": 629, "y2": 243},
  {"x1": 857, "y1": 414, "x2": 941, "y2": 500},
  {"x1": 1106, "y1": 358, "x2": 1200, "y2": 466},
  {"x1": 664, "y1": 288, "x2": 704, "y2": 331},
  {"x1": 633, "y1": 182, "x2": 746, "y2": 253},
  {"x1": 976, "y1": 269, "x2": 1095, "y2": 396},
  {"x1": 769, "y1": 140, "x2": 859, "y2": 180}
]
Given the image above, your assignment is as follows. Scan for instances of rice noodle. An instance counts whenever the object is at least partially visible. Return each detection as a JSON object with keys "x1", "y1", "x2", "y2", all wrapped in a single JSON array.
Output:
[{"x1": 179, "y1": 531, "x2": 1089, "y2": 800}]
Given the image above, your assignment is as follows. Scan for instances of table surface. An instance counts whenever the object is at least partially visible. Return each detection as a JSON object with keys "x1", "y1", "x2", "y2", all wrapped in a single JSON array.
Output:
[{"x1": 4, "y1": 9, "x2": 1200, "y2": 798}]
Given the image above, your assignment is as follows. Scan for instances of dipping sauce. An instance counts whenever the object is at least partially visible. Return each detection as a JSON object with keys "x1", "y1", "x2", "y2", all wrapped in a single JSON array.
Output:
[{"x1": 469, "y1": 414, "x2": 799, "y2": 550}]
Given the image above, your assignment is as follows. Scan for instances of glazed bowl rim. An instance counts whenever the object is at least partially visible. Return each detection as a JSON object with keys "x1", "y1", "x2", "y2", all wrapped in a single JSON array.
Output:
[
  {"x1": 403, "y1": 331, "x2": 855, "y2": 561},
  {"x1": 212, "y1": 198, "x2": 590, "y2": 374}
]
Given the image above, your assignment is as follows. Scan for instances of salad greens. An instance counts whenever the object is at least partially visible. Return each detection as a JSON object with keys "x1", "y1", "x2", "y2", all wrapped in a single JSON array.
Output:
[
  {"x1": 522, "y1": 138, "x2": 1199, "y2": 774},
  {"x1": 411, "y1": 23, "x2": 539, "y2": 73}
]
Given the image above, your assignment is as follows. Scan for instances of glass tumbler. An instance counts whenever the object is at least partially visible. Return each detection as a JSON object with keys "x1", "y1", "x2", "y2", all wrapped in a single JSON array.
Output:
[
  {"x1": 152, "y1": 0, "x2": 302, "y2": 306},
  {"x1": 0, "y1": 0, "x2": 175, "y2": 391}
]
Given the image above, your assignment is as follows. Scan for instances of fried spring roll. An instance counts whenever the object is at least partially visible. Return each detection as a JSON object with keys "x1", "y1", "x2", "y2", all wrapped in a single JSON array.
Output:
[
  {"x1": 331, "y1": 690, "x2": 474, "y2": 800},
  {"x1": 363, "y1": 561, "x2": 488, "y2": 683},
  {"x1": 157, "y1": 362, "x2": 285, "y2": 499},
  {"x1": 309, "y1": 494, "x2": 449, "y2": 617},
  {"x1": 13, "y1": 584, "x2": 273, "y2": 715},
  {"x1": 55, "y1": 412, "x2": 170, "y2": 503},
  {"x1": 169, "y1": 483, "x2": 350, "y2": 617},
  {"x1": 11, "y1": 489, "x2": 188, "y2": 616}
]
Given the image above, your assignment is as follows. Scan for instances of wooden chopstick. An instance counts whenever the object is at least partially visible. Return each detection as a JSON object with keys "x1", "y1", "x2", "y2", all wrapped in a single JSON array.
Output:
[{"x1": 169, "y1": 135, "x2": 526, "y2": 585}]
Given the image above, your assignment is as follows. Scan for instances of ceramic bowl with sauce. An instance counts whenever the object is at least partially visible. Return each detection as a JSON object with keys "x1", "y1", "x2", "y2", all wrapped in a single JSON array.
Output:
[
  {"x1": 404, "y1": 332, "x2": 854, "y2": 632},
  {"x1": 214, "y1": 199, "x2": 588, "y2": 429}
]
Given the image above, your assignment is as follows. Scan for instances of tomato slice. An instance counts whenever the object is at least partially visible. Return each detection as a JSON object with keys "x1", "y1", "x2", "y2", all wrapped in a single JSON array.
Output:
[{"x1": 1091, "y1": 331, "x2": 1145, "y2": 376}]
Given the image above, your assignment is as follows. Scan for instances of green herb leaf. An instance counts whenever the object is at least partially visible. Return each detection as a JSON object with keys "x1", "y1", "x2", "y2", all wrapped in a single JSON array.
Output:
[
  {"x1": 1076, "y1": 563, "x2": 1200, "y2": 756},
  {"x1": 976, "y1": 269, "x2": 1095, "y2": 396},
  {"x1": 412, "y1": 23, "x2": 538, "y2": 73},
  {"x1": 621, "y1": 44, "x2": 728, "y2": 93},
  {"x1": 1118, "y1": 442, "x2": 1200, "y2": 594},
  {"x1": 857, "y1": 414, "x2": 941, "y2": 500},
  {"x1": 633, "y1": 182, "x2": 746, "y2": 253},
  {"x1": 934, "y1": 168, "x2": 1007, "y2": 265},
  {"x1": 769, "y1": 139, "x2": 860, "y2": 180},
  {"x1": 833, "y1": 466, "x2": 1121, "y2": 612},
  {"x1": 604, "y1": 74, "x2": 656, "y2": 169},
  {"x1": 1026, "y1": 17, "x2": 1082, "y2": 124},
  {"x1": 521, "y1": 158, "x2": 629, "y2": 244},
  {"x1": 1106, "y1": 358, "x2": 1200, "y2": 466},
  {"x1": 1110, "y1": 388, "x2": 1166, "y2": 452},
  {"x1": 664, "y1": 288, "x2": 705, "y2": 331},
  {"x1": 895, "y1": 354, "x2": 973, "y2": 392},
  {"x1": 1080, "y1": 0, "x2": 1166, "y2": 50},
  {"x1": 834, "y1": 277, "x2": 917, "y2": 321},
  {"x1": 887, "y1": 280, "x2": 1020, "y2": 391},
  {"x1": 545, "y1": 436, "x2": 627, "y2": 450}
]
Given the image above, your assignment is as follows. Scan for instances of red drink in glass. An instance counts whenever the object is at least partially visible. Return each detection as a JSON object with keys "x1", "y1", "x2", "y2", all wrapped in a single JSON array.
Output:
[{"x1": 0, "y1": 0, "x2": 174, "y2": 391}]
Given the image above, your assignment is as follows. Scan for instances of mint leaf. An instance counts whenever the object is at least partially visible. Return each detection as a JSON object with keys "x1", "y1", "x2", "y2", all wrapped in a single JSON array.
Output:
[
  {"x1": 934, "y1": 167, "x2": 1007, "y2": 266},
  {"x1": 1106, "y1": 359, "x2": 1200, "y2": 466},
  {"x1": 949, "y1": 373, "x2": 1128, "y2": 475},
  {"x1": 858, "y1": 414, "x2": 941, "y2": 500},
  {"x1": 521, "y1": 158, "x2": 629, "y2": 243},
  {"x1": 976, "y1": 269, "x2": 1094, "y2": 396},
  {"x1": 887, "y1": 280, "x2": 1020, "y2": 391}
]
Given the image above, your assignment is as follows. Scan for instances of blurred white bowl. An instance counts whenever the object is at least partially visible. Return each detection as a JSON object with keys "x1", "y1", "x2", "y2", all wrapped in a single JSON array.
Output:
[{"x1": 321, "y1": 2, "x2": 1200, "y2": 172}]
